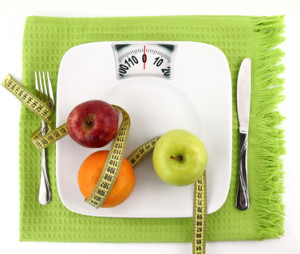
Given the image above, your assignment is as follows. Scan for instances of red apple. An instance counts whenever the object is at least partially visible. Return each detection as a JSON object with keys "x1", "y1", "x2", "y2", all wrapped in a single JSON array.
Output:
[{"x1": 67, "y1": 100, "x2": 119, "y2": 148}]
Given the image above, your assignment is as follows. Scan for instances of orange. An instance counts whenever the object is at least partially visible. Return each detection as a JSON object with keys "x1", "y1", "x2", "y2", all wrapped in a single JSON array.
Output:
[{"x1": 78, "y1": 150, "x2": 135, "y2": 207}]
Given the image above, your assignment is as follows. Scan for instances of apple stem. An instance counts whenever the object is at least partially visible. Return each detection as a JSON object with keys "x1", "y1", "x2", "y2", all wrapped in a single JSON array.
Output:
[
  {"x1": 170, "y1": 155, "x2": 183, "y2": 161},
  {"x1": 87, "y1": 115, "x2": 94, "y2": 126}
]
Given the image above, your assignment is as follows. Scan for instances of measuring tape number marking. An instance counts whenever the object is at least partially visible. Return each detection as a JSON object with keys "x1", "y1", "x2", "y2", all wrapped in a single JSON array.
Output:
[{"x1": 31, "y1": 123, "x2": 69, "y2": 149}]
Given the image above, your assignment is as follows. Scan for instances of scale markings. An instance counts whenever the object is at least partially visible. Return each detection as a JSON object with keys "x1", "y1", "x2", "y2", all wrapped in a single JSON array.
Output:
[{"x1": 115, "y1": 43, "x2": 174, "y2": 79}]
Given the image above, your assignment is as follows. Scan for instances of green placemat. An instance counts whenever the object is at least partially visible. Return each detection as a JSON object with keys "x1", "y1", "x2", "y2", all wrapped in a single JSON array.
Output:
[{"x1": 19, "y1": 15, "x2": 285, "y2": 242}]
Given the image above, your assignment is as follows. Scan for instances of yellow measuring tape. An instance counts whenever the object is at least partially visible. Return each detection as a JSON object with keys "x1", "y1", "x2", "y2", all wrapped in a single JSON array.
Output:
[
  {"x1": 1, "y1": 74, "x2": 207, "y2": 253},
  {"x1": 193, "y1": 172, "x2": 207, "y2": 254},
  {"x1": 127, "y1": 136, "x2": 160, "y2": 167},
  {"x1": 86, "y1": 105, "x2": 130, "y2": 208},
  {"x1": 2, "y1": 74, "x2": 52, "y2": 124},
  {"x1": 127, "y1": 140, "x2": 207, "y2": 254},
  {"x1": 1, "y1": 74, "x2": 68, "y2": 149}
]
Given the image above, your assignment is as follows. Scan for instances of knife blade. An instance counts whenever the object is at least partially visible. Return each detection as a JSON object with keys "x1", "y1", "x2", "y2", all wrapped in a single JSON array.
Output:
[{"x1": 236, "y1": 58, "x2": 251, "y2": 211}]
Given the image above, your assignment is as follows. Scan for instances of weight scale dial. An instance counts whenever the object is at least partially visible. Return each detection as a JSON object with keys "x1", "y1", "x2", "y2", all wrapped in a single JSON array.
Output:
[{"x1": 113, "y1": 43, "x2": 176, "y2": 80}]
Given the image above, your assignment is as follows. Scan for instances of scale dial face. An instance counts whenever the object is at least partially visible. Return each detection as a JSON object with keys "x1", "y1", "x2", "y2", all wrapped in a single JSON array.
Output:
[{"x1": 113, "y1": 43, "x2": 176, "y2": 80}]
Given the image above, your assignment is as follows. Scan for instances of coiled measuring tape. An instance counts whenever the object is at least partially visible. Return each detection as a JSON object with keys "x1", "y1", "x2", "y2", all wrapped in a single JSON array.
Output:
[{"x1": 1, "y1": 74, "x2": 207, "y2": 253}]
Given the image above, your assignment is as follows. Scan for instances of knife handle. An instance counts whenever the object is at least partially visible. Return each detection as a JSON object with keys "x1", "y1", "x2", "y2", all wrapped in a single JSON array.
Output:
[{"x1": 236, "y1": 132, "x2": 250, "y2": 210}]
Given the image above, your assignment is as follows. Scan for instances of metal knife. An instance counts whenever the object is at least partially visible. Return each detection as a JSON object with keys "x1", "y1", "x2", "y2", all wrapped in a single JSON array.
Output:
[{"x1": 236, "y1": 58, "x2": 251, "y2": 211}]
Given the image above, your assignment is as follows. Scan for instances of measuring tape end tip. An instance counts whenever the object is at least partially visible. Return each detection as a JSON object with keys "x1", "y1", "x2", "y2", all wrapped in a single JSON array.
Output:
[{"x1": 1, "y1": 74, "x2": 11, "y2": 86}]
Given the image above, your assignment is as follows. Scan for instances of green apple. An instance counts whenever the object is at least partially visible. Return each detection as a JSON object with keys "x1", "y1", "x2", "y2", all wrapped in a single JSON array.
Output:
[{"x1": 152, "y1": 129, "x2": 207, "y2": 186}]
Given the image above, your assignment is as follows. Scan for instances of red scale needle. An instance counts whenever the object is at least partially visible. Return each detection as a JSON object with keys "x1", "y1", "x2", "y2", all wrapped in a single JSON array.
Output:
[{"x1": 143, "y1": 45, "x2": 146, "y2": 70}]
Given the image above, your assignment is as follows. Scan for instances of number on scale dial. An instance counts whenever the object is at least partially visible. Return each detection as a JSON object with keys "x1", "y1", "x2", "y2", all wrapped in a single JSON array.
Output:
[{"x1": 113, "y1": 43, "x2": 176, "y2": 80}]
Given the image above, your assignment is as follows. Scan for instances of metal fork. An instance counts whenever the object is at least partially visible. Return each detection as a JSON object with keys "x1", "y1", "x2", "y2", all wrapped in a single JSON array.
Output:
[{"x1": 35, "y1": 72, "x2": 55, "y2": 205}]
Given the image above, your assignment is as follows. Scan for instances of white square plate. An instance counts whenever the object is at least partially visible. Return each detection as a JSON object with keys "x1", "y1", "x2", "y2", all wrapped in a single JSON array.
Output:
[{"x1": 56, "y1": 41, "x2": 232, "y2": 218}]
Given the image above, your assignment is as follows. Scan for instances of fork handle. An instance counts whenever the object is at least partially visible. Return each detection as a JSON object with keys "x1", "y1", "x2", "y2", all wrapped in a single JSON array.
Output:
[
  {"x1": 38, "y1": 123, "x2": 51, "y2": 205},
  {"x1": 236, "y1": 132, "x2": 250, "y2": 210}
]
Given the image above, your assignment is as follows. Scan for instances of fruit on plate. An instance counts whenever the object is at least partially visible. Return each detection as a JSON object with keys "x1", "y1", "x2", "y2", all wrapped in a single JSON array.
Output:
[
  {"x1": 78, "y1": 150, "x2": 135, "y2": 207},
  {"x1": 152, "y1": 129, "x2": 207, "y2": 186},
  {"x1": 67, "y1": 100, "x2": 119, "y2": 148}
]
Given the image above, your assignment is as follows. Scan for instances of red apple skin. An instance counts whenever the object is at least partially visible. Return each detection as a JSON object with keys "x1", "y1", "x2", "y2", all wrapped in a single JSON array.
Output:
[{"x1": 67, "y1": 100, "x2": 119, "y2": 148}]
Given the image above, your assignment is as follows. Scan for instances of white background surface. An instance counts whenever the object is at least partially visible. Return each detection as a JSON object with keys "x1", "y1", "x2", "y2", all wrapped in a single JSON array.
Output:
[{"x1": 0, "y1": 1, "x2": 299, "y2": 253}]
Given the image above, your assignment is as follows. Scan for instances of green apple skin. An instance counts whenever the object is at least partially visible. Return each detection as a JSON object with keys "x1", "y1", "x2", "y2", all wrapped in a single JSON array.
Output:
[{"x1": 152, "y1": 129, "x2": 207, "y2": 186}]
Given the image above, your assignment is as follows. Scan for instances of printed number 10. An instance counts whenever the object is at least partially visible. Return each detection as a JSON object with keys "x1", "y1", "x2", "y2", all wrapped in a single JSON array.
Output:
[{"x1": 153, "y1": 57, "x2": 164, "y2": 67}]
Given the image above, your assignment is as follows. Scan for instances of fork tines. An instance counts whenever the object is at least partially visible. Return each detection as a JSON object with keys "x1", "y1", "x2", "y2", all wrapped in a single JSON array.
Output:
[{"x1": 34, "y1": 71, "x2": 54, "y2": 111}]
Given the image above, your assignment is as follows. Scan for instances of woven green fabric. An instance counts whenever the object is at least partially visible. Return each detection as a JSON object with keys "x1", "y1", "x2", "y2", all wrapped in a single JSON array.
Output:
[{"x1": 19, "y1": 15, "x2": 285, "y2": 242}]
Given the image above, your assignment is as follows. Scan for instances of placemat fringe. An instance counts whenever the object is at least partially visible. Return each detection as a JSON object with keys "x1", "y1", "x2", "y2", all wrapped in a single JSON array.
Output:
[{"x1": 251, "y1": 15, "x2": 285, "y2": 240}]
